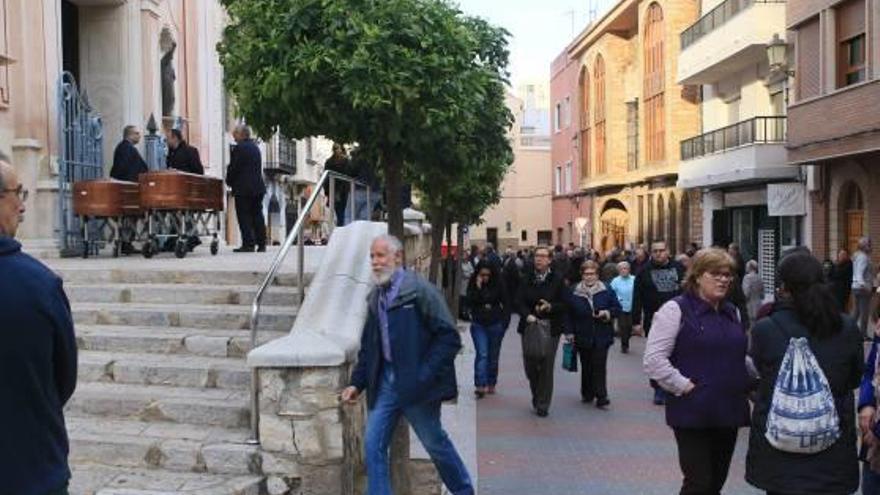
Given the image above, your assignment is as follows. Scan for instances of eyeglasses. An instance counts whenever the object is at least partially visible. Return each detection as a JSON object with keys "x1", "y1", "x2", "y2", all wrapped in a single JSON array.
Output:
[
  {"x1": 705, "y1": 271, "x2": 733, "y2": 281},
  {"x1": 581, "y1": 271, "x2": 598, "y2": 276},
  {"x1": 0, "y1": 186, "x2": 27, "y2": 202}
]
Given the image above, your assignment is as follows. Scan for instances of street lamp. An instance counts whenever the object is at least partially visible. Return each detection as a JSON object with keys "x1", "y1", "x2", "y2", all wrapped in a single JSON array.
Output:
[{"x1": 767, "y1": 33, "x2": 795, "y2": 76}]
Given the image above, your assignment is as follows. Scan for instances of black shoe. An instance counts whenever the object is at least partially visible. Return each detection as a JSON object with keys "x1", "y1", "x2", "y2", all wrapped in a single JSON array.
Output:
[
  {"x1": 257, "y1": 245, "x2": 267, "y2": 253},
  {"x1": 653, "y1": 389, "x2": 666, "y2": 406},
  {"x1": 475, "y1": 389, "x2": 486, "y2": 399},
  {"x1": 536, "y1": 408, "x2": 549, "y2": 417},
  {"x1": 234, "y1": 246, "x2": 256, "y2": 253},
  {"x1": 581, "y1": 395, "x2": 595, "y2": 404},
  {"x1": 621, "y1": 346, "x2": 629, "y2": 354},
  {"x1": 596, "y1": 397, "x2": 610, "y2": 409}
]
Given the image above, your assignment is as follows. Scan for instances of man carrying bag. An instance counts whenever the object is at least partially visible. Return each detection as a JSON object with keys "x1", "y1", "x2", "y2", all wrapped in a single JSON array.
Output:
[{"x1": 517, "y1": 246, "x2": 567, "y2": 417}]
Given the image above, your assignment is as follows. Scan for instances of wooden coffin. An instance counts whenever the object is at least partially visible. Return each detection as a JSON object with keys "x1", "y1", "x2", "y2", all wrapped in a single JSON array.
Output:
[
  {"x1": 73, "y1": 179, "x2": 141, "y2": 217},
  {"x1": 139, "y1": 170, "x2": 224, "y2": 211}
]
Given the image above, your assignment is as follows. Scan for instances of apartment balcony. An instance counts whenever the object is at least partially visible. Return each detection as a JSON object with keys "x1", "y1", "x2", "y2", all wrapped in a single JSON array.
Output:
[
  {"x1": 678, "y1": 116, "x2": 796, "y2": 188},
  {"x1": 677, "y1": 0, "x2": 786, "y2": 86}
]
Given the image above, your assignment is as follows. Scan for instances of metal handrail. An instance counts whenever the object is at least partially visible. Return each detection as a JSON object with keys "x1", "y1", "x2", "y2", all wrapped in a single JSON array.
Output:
[
  {"x1": 680, "y1": 0, "x2": 786, "y2": 50},
  {"x1": 680, "y1": 116, "x2": 787, "y2": 161},
  {"x1": 247, "y1": 170, "x2": 372, "y2": 445}
]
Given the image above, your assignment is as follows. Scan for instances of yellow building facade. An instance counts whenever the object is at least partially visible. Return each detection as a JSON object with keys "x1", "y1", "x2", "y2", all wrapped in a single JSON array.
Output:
[{"x1": 567, "y1": 0, "x2": 701, "y2": 253}]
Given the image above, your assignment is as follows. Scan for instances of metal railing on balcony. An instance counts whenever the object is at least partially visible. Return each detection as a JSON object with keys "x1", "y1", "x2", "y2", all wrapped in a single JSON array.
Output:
[
  {"x1": 680, "y1": 116, "x2": 786, "y2": 161},
  {"x1": 680, "y1": 0, "x2": 786, "y2": 50}
]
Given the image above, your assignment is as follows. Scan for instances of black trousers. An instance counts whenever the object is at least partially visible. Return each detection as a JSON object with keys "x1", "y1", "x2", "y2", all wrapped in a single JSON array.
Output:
[
  {"x1": 673, "y1": 427, "x2": 738, "y2": 495},
  {"x1": 235, "y1": 195, "x2": 266, "y2": 248},
  {"x1": 522, "y1": 334, "x2": 560, "y2": 411},
  {"x1": 577, "y1": 344, "x2": 609, "y2": 400},
  {"x1": 618, "y1": 312, "x2": 633, "y2": 350}
]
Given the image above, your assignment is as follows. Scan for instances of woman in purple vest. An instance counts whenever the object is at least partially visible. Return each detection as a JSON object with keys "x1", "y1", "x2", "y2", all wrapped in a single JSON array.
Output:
[{"x1": 643, "y1": 248, "x2": 750, "y2": 495}]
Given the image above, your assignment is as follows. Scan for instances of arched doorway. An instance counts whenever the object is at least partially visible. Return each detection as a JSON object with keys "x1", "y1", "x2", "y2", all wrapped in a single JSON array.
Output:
[
  {"x1": 668, "y1": 193, "x2": 677, "y2": 253},
  {"x1": 599, "y1": 199, "x2": 628, "y2": 253},
  {"x1": 840, "y1": 181, "x2": 865, "y2": 254},
  {"x1": 681, "y1": 193, "x2": 691, "y2": 250}
]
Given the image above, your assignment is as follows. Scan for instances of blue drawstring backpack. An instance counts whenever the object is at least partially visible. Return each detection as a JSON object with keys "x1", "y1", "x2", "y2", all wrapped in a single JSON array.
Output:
[{"x1": 765, "y1": 323, "x2": 840, "y2": 454}]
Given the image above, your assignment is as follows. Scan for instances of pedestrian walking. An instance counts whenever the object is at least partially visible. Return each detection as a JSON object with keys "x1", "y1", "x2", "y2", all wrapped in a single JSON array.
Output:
[
  {"x1": 746, "y1": 252, "x2": 862, "y2": 495},
  {"x1": 852, "y1": 237, "x2": 875, "y2": 339},
  {"x1": 166, "y1": 128, "x2": 204, "y2": 175},
  {"x1": 631, "y1": 246, "x2": 649, "y2": 276},
  {"x1": 342, "y1": 235, "x2": 473, "y2": 495},
  {"x1": 459, "y1": 256, "x2": 474, "y2": 321},
  {"x1": 0, "y1": 154, "x2": 78, "y2": 495},
  {"x1": 832, "y1": 249, "x2": 853, "y2": 312},
  {"x1": 466, "y1": 260, "x2": 508, "y2": 398},
  {"x1": 610, "y1": 261, "x2": 636, "y2": 353},
  {"x1": 109, "y1": 125, "x2": 149, "y2": 182},
  {"x1": 633, "y1": 240, "x2": 686, "y2": 405},
  {"x1": 741, "y1": 260, "x2": 764, "y2": 325},
  {"x1": 226, "y1": 124, "x2": 267, "y2": 253},
  {"x1": 323, "y1": 143, "x2": 354, "y2": 226},
  {"x1": 565, "y1": 260, "x2": 621, "y2": 408},
  {"x1": 516, "y1": 246, "x2": 567, "y2": 417},
  {"x1": 643, "y1": 248, "x2": 750, "y2": 495}
]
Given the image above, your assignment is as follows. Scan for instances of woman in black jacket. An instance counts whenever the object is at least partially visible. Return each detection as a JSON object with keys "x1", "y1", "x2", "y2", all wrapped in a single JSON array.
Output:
[
  {"x1": 746, "y1": 253, "x2": 863, "y2": 495},
  {"x1": 466, "y1": 260, "x2": 508, "y2": 398}
]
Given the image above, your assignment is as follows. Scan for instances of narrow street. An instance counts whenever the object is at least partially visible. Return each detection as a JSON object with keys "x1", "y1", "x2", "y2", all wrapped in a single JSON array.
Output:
[{"x1": 476, "y1": 324, "x2": 761, "y2": 495}]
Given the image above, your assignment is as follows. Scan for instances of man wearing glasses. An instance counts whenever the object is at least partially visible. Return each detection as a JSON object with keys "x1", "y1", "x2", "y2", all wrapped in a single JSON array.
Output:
[
  {"x1": 633, "y1": 241, "x2": 686, "y2": 405},
  {"x1": 0, "y1": 151, "x2": 78, "y2": 495}
]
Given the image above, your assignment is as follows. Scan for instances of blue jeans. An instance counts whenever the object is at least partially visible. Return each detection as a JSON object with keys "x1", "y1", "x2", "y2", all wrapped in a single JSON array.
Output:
[
  {"x1": 864, "y1": 463, "x2": 880, "y2": 494},
  {"x1": 365, "y1": 366, "x2": 473, "y2": 495},
  {"x1": 471, "y1": 321, "x2": 505, "y2": 387}
]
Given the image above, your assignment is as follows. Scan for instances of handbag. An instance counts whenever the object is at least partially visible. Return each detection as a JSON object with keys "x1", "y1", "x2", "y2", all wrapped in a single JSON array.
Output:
[
  {"x1": 522, "y1": 319, "x2": 554, "y2": 359},
  {"x1": 562, "y1": 341, "x2": 578, "y2": 372}
]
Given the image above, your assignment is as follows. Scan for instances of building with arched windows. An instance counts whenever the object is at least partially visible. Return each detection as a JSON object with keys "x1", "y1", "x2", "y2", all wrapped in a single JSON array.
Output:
[{"x1": 552, "y1": 0, "x2": 702, "y2": 254}]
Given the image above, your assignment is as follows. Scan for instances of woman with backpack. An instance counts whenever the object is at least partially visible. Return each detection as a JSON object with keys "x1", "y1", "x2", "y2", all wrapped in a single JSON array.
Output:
[
  {"x1": 466, "y1": 260, "x2": 508, "y2": 398},
  {"x1": 644, "y1": 248, "x2": 751, "y2": 494},
  {"x1": 746, "y1": 253, "x2": 863, "y2": 495}
]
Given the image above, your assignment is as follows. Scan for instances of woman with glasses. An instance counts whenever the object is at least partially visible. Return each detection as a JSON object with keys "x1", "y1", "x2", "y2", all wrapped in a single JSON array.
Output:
[
  {"x1": 565, "y1": 260, "x2": 621, "y2": 408},
  {"x1": 644, "y1": 248, "x2": 751, "y2": 494},
  {"x1": 466, "y1": 260, "x2": 508, "y2": 398}
]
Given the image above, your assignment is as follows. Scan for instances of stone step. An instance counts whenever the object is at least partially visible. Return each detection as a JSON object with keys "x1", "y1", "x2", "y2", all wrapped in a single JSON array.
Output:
[
  {"x1": 76, "y1": 325, "x2": 287, "y2": 359},
  {"x1": 66, "y1": 382, "x2": 250, "y2": 429},
  {"x1": 69, "y1": 464, "x2": 263, "y2": 495},
  {"x1": 66, "y1": 283, "x2": 301, "y2": 307},
  {"x1": 67, "y1": 416, "x2": 257, "y2": 476},
  {"x1": 79, "y1": 351, "x2": 250, "y2": 390},
  {"x1": 55, "y1": 267, "x2": 310, "y2": 288},
  {"x1": 72, "y1": 302, "x2": 297, "y2": 332}
]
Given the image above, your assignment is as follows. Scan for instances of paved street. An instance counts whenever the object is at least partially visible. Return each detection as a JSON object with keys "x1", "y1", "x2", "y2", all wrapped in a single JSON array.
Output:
[{"x1": 475, "y1": 325, "x2": 762, "y2": 495}]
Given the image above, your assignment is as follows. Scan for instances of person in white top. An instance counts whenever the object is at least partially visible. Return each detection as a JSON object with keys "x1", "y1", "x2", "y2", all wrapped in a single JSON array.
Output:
[{"x1": 852, "y1": 237, "x2": 874, "y2": 340}]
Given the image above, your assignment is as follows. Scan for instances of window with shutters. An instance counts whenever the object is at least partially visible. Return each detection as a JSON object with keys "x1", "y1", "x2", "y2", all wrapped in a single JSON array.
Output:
[
  {"x1": 594, "y1": 55, "x2": 606, "y2": 175},
  {"x1": 579, "y1": 67, "x2": 591, "y2": 178},
  {"x1": 644, "y1": 3, "x2": 665, "y2": 163},
  {"x1": 797, "y1": 17, "x2": 821, "y2": 100},
  {"x1": 837, "y1": 0, "x2": 867, "y2": 88}
]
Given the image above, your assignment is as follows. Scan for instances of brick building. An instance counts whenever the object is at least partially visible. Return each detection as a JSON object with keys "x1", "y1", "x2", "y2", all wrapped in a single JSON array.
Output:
[
  {"x1": 557, "y1": 0, "x2": 702, "y2": 254},
  {"x1": 787, "y1": 0, "x2": 880, "y2": 261},
  {"x1": 550, "y1": 49, "x2": 592, "y2": 247}
]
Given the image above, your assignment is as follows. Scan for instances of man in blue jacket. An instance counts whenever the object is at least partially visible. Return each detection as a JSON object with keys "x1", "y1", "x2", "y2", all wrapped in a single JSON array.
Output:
[
  {"x1": 0, "y1": 153, "x2": 77, "y2": 495},
  {"x1": 342, "y1": 234, "x2": 473, "y2": 495},
  {"x1": 226, "y1": 124, "x2": 267, "y2": 252}
]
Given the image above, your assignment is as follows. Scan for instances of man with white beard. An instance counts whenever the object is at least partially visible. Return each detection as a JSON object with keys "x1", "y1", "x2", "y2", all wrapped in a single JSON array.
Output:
[{"x1": 342, "y1": 234, "x2": 473, "y2": 495}]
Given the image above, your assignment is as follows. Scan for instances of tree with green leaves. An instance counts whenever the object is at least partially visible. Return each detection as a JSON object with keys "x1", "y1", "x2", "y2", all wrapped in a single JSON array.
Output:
[{"x1": 219, "y1": 0, "x2": 510, "y2": 239}]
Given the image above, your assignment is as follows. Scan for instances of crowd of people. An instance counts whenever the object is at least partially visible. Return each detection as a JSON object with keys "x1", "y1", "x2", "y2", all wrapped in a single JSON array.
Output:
[{"x1": 449, "y1": 239, "x2": 880, "y2": 495}]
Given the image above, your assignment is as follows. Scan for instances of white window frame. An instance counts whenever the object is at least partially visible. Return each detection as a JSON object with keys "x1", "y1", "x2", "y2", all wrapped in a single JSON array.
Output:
[
  {"x1": 563, "y1": 96, "x2": 572, "y2": 128},
  {"x1": 555, "y1": 166, "x2": 562, "y2": 195},
  {"x1": 554, "y1": 102, "x2": 562, "y2": 133},
  {"x1": 565, "y1": 161, "x2": 573, "y2": 192}
]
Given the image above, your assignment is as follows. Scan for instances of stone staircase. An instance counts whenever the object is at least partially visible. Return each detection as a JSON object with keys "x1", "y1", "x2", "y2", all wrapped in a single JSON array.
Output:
[{"x1": 56, "y1": 264, "x2": 307, "y2": 495}]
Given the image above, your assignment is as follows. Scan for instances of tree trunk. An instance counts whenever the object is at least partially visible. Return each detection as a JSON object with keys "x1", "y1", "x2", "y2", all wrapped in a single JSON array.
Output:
[
  {"x1": 383, "y1": 151, "x2": 405, "y2": 242},
  {"x1": 443, "y1": 219, "x2": 455, "y2": 308},
  {"x1": 428, "y1": 207, "x2": 446, "y2": 285}
]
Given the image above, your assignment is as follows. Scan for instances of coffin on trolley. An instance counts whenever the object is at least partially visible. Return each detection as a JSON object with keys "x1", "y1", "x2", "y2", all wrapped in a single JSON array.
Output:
[{"x1": 72, "y1": 179, "x2": 143, "y2": 258}]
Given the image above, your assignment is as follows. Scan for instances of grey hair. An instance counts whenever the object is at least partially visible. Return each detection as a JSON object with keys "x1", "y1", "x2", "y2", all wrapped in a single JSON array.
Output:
[
  {"x1": 123, "y1": 125, "x2": 139, "y2": 139},
  {"x1": 0, "y1": 149, "x2": 9, "y2": 190},
  {"x1": 372, "y1": 234, "x2": 403, "y2": 254},
  {"x1": 859, "y1": 237, "x2": 872, "y2": 250},
  {"x1": 617, "y1": 261, "x2": 630, "y2": 271},
  {"x1": 746, "y1": 259, "x2": 758, "y2": 273},
  {"x1": 234, "y1": 124, "x2": 252, "y2": 139}
]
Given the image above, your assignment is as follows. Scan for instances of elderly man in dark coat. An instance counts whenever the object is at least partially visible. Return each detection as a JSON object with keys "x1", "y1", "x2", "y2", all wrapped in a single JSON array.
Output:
[
  {"x1": 109, "y1": 125, "x2": 148, "y2": 182},
  {"x1": 226, "y1": 124, "x2": 267, "y2": 252},
  {"x1": 166, "y1": 128, "x2": 204, "y2": 175}
]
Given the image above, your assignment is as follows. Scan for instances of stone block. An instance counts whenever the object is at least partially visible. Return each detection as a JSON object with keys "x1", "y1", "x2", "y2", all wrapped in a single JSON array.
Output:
[
  {"x1": 292, "y1": 418, "x2": 324, "y2": 459},
  {"x1": 260, "y1": 414, "x2": 296, "y2": 455},
  {"x1": 158, "y1": 439, "x2": 202, "y2": 472},
  {"x1": 297, "y1": 464, "x2": 344, "y2": 495},
  {"x1": 185, "y1": 335, "x2": 232, "y2": 357},
  {"x1": 202, "y1": 443, "x2": 261, "y2": 475},
  {"x1": 261, "y1": 451, "x2": 301, "y2": 476},
  {"x1": 322, "y1": 422, "x2": 345, "y2": 461},
  {"x1": 299, "y1": 367, "x2": 345, "y2": 389}
]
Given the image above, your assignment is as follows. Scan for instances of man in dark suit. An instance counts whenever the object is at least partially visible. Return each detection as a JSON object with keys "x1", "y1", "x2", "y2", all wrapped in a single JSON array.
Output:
[
  {"x1": 166, "y1": 128, "x2": 204, "y2": 175},
  {"x1": 226, "y1": 125, "x2": 266, "y2": 253},
  {"x1": 109, "y1": 125, "x2": 148, "y2": 182}
]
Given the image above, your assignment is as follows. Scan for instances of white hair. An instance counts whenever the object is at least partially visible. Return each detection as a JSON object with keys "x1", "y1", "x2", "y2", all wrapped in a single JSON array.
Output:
[
  {"x1": 372, "y1": 234, "x2": 403, "y2": 254},
  {"x1": 617, "y1": 261, "x2": 630, "y2": 271},
  {"x1": 234, "y1": 124, "x2": 252, "y2": 139}
]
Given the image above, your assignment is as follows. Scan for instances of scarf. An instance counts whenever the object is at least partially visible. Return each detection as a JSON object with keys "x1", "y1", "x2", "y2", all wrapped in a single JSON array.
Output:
[{"x1": 573, "y1": 280, "x2": 606, "y2": 307}]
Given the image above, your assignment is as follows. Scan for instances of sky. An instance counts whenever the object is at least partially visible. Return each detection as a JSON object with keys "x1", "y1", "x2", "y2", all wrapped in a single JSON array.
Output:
[{"x1": 453, "y1": 0, "x2": 617, "y2": 88}]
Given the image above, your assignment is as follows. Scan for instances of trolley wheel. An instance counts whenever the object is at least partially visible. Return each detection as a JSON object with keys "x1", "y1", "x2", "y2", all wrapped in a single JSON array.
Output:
[
  {"x1": 210, "y1": 240, "x2": 219, "y2": 256},
  {"x1": 82, "y1": 241, "x2": 90, "y2": 259},
  {"x1": 143, "y1": 240, "x2": 155, "y2": 259},
  {"x1": 175, "y1": 239, "x2": 188, "y2": 259}
]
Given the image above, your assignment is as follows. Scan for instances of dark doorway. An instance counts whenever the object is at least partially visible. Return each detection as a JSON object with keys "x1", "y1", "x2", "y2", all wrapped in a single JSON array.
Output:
[
  {"x1": 61, "y1": 1, "x2": 80, "y2": 82},
  {"x1": 486, "y1": 228, "x2": 498, "y2": 248}
]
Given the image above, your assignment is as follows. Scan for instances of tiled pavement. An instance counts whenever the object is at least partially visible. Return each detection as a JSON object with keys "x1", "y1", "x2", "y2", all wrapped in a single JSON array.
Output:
[{"x1": 475, "y1": 324, "x2": 762, "y2": 495}]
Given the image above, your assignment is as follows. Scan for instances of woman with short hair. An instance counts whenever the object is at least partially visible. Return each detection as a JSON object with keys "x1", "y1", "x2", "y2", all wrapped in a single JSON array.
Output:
[{"x1": 644, "y1": 248, "x2": 751, "y2": 494}]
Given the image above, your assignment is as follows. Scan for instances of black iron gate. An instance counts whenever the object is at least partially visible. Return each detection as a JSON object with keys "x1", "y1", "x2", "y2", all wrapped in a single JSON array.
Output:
[{"x1": 57, "y1": 71, "x2": 104, "y2": 256}]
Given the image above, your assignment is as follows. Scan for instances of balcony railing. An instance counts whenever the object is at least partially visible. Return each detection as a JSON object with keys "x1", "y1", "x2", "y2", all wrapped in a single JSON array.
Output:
[
  {"x1": 680, "y1": 0, "x2": 786, "y2": 50},
  {"x1": 680, "y1": 116, "x2": 786, "y2": 161}
]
